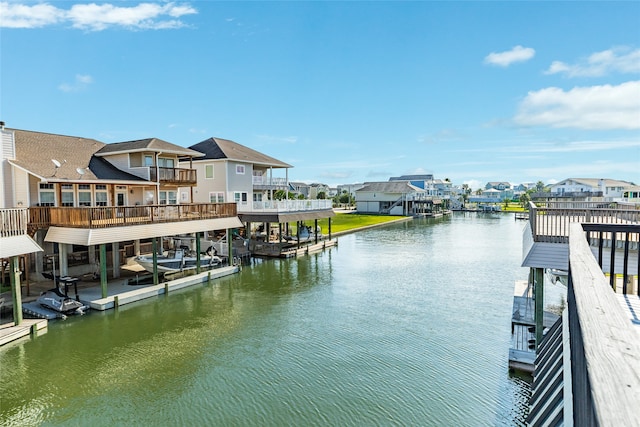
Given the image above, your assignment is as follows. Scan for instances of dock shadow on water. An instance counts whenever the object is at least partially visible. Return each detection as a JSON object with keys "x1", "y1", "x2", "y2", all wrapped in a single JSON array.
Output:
[{"x1": 1, "y1": 213, "x2": 531, "y2": 426}]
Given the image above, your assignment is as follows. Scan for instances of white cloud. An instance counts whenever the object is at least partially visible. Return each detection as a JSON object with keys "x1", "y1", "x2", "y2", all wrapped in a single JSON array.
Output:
[
  {"x1": 0, "y1": 2, "x2": 62, "y2": 28},
  {"x1": 514, "y1": 81, "x2": 640, "y2": 130},
  {"x1": 0, "y1": 1, "x2": 197, "y2": 31},
  {"x1": 545, "y1": 47, "x2": 640, "y2": 77},
  {"x1": 58, "y1": 74, "x2": 93, "y2": 92},
  {"x1": 484, "y1": 45, "x2": 535, "y2": 67}
]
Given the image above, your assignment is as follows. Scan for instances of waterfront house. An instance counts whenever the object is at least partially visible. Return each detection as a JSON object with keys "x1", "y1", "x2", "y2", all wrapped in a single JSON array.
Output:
[
  {"x1": 0, "y1": 126, "x2": 242, "y2": 305},
  {"x1": 181, "y1": 137, "x2": 335, "y2": 256},
  {"x1": 355, "y1": 181, "x2": 445, "y2": 216},
  {"x1": 547, "y1": 177, "x2": 635, "y2": 200}
]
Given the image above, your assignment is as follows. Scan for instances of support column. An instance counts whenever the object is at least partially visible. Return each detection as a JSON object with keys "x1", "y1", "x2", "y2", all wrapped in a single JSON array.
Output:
[
  {"x1": 59, "y1": 243, "x2": 69, "y2": 276},
  {"x1": 10, "y1": 256, "x2": 23, "y2": 325},
  {"x1": 328, "y1": 218, "x2": 332, "y2": 240},
  {"x1": 100, "y1": 244, "x2": 108, "y2": 299},
  {"x1": 134, "y1": 239, "x2": 141, "y2": 256},
  {"x1": 196, "y1": 232, "x2": 201, "y2": 274},
  {"x1": 227, "y1": 229, "x2": 233, "y2": 265},
  {"x1": 35, "y1": 231, "x2": 44, "y2": 276},
  {"x1": 152, "y1": 238, "x2": 159, "y2": 286},
  {"x1": 534, "y1": 267, "x2": 544, "y2": 348},
  {"x1": 112, "y1": 242, "x2": 120, "y2": 279},
  {"x1": 314, "y1": 219, "x2": 319, "y2": 244}
]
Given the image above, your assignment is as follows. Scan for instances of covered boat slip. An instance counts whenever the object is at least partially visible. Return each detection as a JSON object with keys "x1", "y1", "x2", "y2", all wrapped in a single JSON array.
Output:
[
  {"x1": 240, "y1": 208, "x2": 336, "y2": 258},
  {"x1": 43, "y1": 214, "x2": 244, "y2": 299}
]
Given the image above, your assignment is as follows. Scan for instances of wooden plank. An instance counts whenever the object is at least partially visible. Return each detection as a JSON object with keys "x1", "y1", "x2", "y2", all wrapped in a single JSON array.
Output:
[{"x1": 569, "y1": 223, "x2": 640, "y2": 426}]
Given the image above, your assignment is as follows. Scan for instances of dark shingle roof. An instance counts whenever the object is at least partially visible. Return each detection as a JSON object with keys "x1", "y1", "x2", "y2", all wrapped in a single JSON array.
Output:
[
  {"x1": 188, "y1": 137, "x2": 292, "y2": 168},
  {"x1": 9, "y1": 129, "x2": 149, "y2": 183},
  {"x1": 95, "y1": 138, "x2": 203, "y2": 157},
  {"x1": 357, "y1": 181, "x2": 423, "y2": 193}
]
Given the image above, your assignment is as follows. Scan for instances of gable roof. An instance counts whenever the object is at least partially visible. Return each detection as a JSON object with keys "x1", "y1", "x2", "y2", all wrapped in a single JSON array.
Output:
[
  {"x1": 187, "y1": 137, "x2": 292, "y2": 168},
  {"x1": 553, "y1": 178, "x2": 636, "y2": 188},
  {"x1": 95, "y1": 138, "x2": 203, "y2": 157},
  {"x1": 357, "y1": 181, "x2": 423, "y2": 193},
  {"x1": 8, "y1": 129, "x2": 150, "y2": 183}
]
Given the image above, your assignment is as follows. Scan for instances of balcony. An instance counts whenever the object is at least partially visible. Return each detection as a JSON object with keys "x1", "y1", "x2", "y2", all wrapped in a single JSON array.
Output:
[
  {"x1": 28, "y1": 203, "x2": 237, "y2": 230},
  {"x1": 528, "y1": 201, "x2": 640, "y2": 244},
  {"x1": 149, "y1": 167, "x2": 197, "y2": 185},
  {"x1": 0, "y1": 208, "x2": 29, "y2": 237},
  {"x1": 252, "y1": 176, "x2": 289, "y2": 190},
  {"x1": 239, "y1": 199, "x2": 333, "y2": 214}
]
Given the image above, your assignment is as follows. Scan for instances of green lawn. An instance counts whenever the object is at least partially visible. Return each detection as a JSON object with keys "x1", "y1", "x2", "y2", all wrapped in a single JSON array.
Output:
[{"x1": 294, "y1": 213, "x2": 406, "y2": 234}]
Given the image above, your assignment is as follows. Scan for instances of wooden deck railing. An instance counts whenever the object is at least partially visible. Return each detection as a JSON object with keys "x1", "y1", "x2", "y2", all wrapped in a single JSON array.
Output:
[
  {"x1": 149, "y1": 167, "x2": 197, "y2": 185},
  {"x1": 529, "y1": 201, "x2": 640, "y2": 243},
  {"x1": 0, "y1": 208, "x2": 29, "y2": 237},
  {"x1": 29, "y1": 203, "x2": 237, "y2": 230},
  {"x1": 567, "y1": 222, "x2": 640, "y2": 426}
]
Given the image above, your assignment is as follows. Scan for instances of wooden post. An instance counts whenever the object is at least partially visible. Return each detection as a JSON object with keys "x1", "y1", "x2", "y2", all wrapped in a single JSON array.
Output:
[
  {"x1": 227, "y1": 228, "x2": 233, "y2": 266},
  {"x1": 100, "y1": 244, "x2": 108, "y2": 299},
  {"x1": 314, "y1": 219, "x2": 319, "y2": 244},
  {"x1": 534, "y1": 267, "x2": 544, "y2": 347},
  {"x1": 328, "y1": 218, "x2": 332, "y2": 240},
  {"x1": 152, "y1": 237, "x2": 159, "y2": 286},
  {"x1": 196, "y1": 231, "x2": 201, "y2": 274},
  {"x1": 10, "y1": 256, "x2": 23, "y2": 325}
]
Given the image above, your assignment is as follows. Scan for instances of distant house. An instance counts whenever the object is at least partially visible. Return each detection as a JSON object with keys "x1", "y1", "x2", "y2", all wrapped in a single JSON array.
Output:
[
  {"x1": 485, "y1": 181, "x2": 512, "y2": 191},
  {"x1": 549, "y1": 178, "x2": 635, "y2": 199},
  {"x1": 355, "y1": 181, "x2": 446, "y2": 216}
]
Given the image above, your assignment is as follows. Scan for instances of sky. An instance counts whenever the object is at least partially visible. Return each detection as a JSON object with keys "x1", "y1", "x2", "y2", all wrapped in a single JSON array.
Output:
[{"x1": 1, "y1": 1, "x2": 639, "y2": 190}]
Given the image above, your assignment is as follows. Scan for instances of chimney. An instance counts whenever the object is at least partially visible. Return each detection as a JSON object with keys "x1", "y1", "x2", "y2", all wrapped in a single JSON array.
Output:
[{"x1": 0, "y1": 121, "x2": 5, "y2": 130}]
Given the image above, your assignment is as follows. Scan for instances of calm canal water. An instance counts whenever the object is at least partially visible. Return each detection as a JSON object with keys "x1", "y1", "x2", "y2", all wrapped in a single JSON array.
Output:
[{"x1": 1, "y1": 213, "x2": 532, "y2": 426}]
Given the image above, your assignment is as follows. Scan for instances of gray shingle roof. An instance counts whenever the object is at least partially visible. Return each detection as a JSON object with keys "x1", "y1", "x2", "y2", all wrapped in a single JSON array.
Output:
[
  {"x1": 357, "y1": 181, "x2": 423, "y2": 193},
  {"x1": 188, "y1": 137, "x2": 292, "y2": 168},
  {"x1": 95, "y1": 138, "x2": 203, "y2": 157},
  {"x1": 9, "y1": 129, "x2": 149, "y2": 183}
]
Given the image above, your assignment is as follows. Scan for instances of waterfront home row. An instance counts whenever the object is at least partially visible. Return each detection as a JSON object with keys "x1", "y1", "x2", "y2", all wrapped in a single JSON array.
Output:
[{"x1": 0, "y1": 124, "x2": 334, "y2": 331}]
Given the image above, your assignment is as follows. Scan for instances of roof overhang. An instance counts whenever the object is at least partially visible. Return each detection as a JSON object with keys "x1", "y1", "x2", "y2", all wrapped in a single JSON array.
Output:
[
  {"x1": 521, "y1": 241, "x2": 569, "y2": 271},
  {"x1": 0, "y1": 235, "x2": 44, "y2": 258},
  {"x1": 45, "y1": 217, "x2": 244, "y2": 246},
  {"x1": 238, "y1": 209, "x2": 335, "y2": 224}
]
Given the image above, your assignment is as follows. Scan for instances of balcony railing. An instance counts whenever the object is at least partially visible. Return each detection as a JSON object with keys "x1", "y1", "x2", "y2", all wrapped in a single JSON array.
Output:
[
  {"x1": 566, "y1": 222, "x2": 640, "y2": 426},
  {"x1": 252, "y1": 176, "x2": 288, "y2": 189},
  {"x1": 529, "y1": 201, "x2": 640, "y2": 243},
  {"x1": 241, "y1": 199, "x2": 333, "y2": 213},
  {"x1": 149, "y1": 167, "x2": 197, "y2": 185},
  {"x1": 0, "y1": 208, "x2": 29, "y2": 237},
  {"x1": 29, "y1": 203, "x2": 237, "y2": 230}
]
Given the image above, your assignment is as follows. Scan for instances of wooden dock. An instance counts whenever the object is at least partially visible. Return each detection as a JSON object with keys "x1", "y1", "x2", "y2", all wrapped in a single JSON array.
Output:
[
  {"x1": 508, "y1": 280, "x2": 560, "y2": 373},
  {"x1": 0, "y1": 318, "x2": 48, "y2": 347}
]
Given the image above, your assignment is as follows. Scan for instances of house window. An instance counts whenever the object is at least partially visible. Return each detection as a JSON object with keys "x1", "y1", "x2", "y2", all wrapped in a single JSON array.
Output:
[
  {"x1": 158, "y1": 157, "x2": 174, "y2": 168},
  {"x1": 95, "y1": 185, "x2": 108, "y2": 206},
  {"x1": 253, "y1": 193, "x2": 262, "y2": 202},
  {"x1": 61, "y1": 184, "x2": 74, "y2": 207},
  {"x1": 159, "y1": 191, "x2": 177, "y2": 205},
  {"x1": 39, "y1": 183, "x2": 55, "y2": 206},
  {"x1": 234, "y1": 192, "x2": 248, "y2": 205},
  {"x1": 209, "y1": 192, "x2": 224, "y2": 203},
  {"x1": 144, "y1": 155, "x2": 154, "y2": 167},
  {"x1": 78, "y1": 184, "x2": 92, "y2": 206},
  {"x1": 236, "y1": 164, "x2": 245, "y2": 175},
  {"x1": 205, "y1": 165, "x2": 214, "y2": 179}
]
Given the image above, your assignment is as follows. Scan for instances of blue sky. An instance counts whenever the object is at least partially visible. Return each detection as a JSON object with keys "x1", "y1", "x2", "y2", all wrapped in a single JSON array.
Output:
[{"x1": 1, "y1": 1, "x2": 639, "y2": 190}]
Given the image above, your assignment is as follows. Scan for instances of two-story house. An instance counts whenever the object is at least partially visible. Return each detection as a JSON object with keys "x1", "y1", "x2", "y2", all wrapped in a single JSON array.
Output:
[
  {"x1": 1, "y1": 126, "x2": 242, "y2": 300},
  {"x1": 181, "y1": 137, "x2": 334, "y2": 254},
  {"x1": 549, "y1": 178, "x2": 636, "y2": 200}
]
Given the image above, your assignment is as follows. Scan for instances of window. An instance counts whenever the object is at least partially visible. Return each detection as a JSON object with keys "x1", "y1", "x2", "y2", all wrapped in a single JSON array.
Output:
[
  {"x1": 39, "y1": 183, "x2": 55, "y2": 206},
  {"x1": 236, "y1": 164, "x2": 245, "y2": 175},
  {"x1": 61, "y1": 184, "x2": 74, "y2": 206},
  {"x1": 209, "y1": 192, "x2": 224, "y2": 203},
  {"x1": 234, "y1": 192, "x2": 248, "y2": 205},
  {"x1": 205, "y1": 165, "x2": 214, "y2": 179},
  {"x1": 144, "y1": 155, "x2": 154, "y2": 167},
  {"x1": 79, "y1": 184, "x2": 92, "y2": 206},
  {"x1": 158, "y1": 157, "x2": 175, "y2": 168},
  {"x1": 253, "y1": 193, "x2": 262, "y2": 202},
  {"x1": 95, "y1": 185, "x2": 108, "y2": 206},
  {"x1": 159, "y1": 191, "x2": 177, "y2": 205}
]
